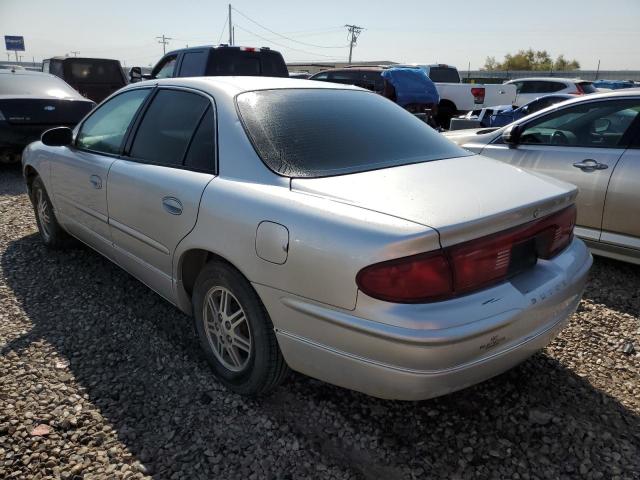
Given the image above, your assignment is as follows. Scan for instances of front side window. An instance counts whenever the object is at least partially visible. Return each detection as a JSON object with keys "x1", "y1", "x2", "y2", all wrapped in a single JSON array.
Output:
[
  {"x1": 153, "y1": 55, "x2": 177, "y2": 79},
  {"x1": 237, "y1": 89, "x2": 469, "y2": 178},
  {"x1": 129, "y1": 89, "x2": 210, "y2": 167},
  {"x1": 520, "y1": 99, "x2": 640, "y2": 148},
  {"x1": 76, "y1": 88, "x2": 149, "y2": 154}
]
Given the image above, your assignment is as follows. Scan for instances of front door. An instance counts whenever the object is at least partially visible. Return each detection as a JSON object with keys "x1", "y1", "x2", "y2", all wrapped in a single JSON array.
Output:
[
  {"x1": 481, "y1": 98, "x2": 640, "y2": 240},
  {"x1": 106, "y1": 88, "x2": 217, "y2": 301},
  {"x1": 51, "y1": 88, "x2": 150, "y2": 254}
]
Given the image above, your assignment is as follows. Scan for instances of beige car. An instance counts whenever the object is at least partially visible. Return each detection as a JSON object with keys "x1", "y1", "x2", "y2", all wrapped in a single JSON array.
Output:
[{"x1": 445, "y1": 90, "x2": 640, "y2": 265}]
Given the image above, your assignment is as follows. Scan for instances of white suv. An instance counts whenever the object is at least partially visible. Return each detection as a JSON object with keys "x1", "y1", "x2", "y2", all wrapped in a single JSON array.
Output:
[{"x1": 505, "y1": 77, "x2": 597, "y2": 106}]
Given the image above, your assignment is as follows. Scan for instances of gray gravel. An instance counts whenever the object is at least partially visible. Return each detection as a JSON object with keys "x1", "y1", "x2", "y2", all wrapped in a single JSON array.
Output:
[{"x1": 1, "y1": 163, "x2": 639, "y2": 479}]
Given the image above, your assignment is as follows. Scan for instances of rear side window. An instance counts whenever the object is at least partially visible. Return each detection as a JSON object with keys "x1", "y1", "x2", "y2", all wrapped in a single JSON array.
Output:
[
  {"x1": 76, "y1": 88, "x2": 149, "y2": 154},
  {"x1": 538, "y1": 81, "x2": 565, "y2": 93},
  {"x1": 426, "y1": 67, "x2": 460, "y2": 83},
  {"x1": 179, "y1": 51, "x2": 208, "y2": 77},
  {"x1": 206, "y1": 50, "x2": 287, "y2": 77},
  {"x1": 130, "y1": 89, "x2": 209, "y2": 166},
  {"x1": 184, "y1": 107, "x2": 216, "y2": 172},
  {"x1": 237, "y1": 89, "x2": 468, "y2": 178}
]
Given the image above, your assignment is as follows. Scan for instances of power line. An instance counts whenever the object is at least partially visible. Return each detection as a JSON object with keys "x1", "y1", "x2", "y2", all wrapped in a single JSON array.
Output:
[
  {"x1": 231, "y1": 7, "x2": 348, "y2": 49},
  {"x1": 217, "y1": 12, "x2": 229, "y2": 44},
  {"x1": 156, "y1": 35, "x2": 173, "y2": 55},
  {"x1": 233, "y1": 24, "x2": 342, "y2": 60}
]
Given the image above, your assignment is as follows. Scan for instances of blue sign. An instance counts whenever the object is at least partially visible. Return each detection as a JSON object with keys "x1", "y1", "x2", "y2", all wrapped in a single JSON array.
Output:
[{"x1": 5, "y1": 36, "x2": 25, "y2": 52}]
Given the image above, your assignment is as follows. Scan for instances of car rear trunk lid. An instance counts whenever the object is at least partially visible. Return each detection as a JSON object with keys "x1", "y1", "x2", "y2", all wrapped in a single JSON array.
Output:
[
  {"x1": 0, "y1": 97, "x2": 93, "y2": 125},
  {"x1": 290, "y1": 155, "x2": 577, "y2": 247}
]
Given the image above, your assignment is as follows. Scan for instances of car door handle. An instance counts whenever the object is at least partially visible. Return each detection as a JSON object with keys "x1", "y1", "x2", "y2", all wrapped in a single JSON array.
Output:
[
  {"x1": 572, "y1": 160, "x2": 609, "y2": 172},
  {"x1": 162, "y1": 196, "x2": 183, "y2": 215},
  {"x1": 89, "y1": 175, "x2": 102, "y2": 189}
]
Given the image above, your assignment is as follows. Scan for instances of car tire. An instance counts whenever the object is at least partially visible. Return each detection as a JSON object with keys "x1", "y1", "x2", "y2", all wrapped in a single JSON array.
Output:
[
  {"x1": 30, "y1": 176, "x2": 76, "y2": 249},
  {"x1": 436, "y1": 103, "x2": 456, "y2": 129},
  {"x1": 193, "y1": 260, "x2": 289, "y2": 396}
]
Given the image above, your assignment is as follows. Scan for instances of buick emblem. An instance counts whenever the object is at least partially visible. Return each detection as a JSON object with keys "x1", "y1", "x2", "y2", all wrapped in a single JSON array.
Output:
[{"x1": 44, "y1": 105, "x2": 56, "y2": 111}]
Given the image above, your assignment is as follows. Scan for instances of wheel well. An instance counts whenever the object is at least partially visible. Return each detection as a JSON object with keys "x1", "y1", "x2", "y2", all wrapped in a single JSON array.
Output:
[
  {"x1": 437, "y1": 99, "x2": 457, "y2": 113},
  {"x1": 24, "y1": 166, "x2": 38, "y2": 197},
  {"x1": 179, "y1": 249, "x2": 236, "y2": 299}
]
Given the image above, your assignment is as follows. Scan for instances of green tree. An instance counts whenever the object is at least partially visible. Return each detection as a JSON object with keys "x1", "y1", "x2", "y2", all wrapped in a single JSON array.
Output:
[{"x1": 482, "y1": 49, "x2": 580, "y2": 71}]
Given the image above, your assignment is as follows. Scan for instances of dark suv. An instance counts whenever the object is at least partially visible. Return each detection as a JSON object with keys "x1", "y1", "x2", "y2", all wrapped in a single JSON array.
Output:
[
  {"x1": 42, "y1": 57, "x2": 127, "y2": 103},
  {"x1": 130, "y1": 45, "x2": 288, "y2": 82}
]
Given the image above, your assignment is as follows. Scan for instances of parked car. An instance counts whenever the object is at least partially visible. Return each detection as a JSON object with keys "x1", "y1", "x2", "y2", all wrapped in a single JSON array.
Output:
[
  {"x1": 310, "y1": 65, "x2": 517, "y2": 128},
  {"x1": 394, "y1": 64, "x2": 517, "y2": 127},
  {"x1": 22, "y1": 77, "x2": 591, "y2": 400},
  {"x1": 129, "y1": 45, "x2": 288, "y2": 82},
  {"x1": 0, "y1": 69, "x2": 94, "y2": 164},
  {"x1": 453, "y1": 94, "x2": 576, "y2": 129},
  {"x1": 445, "y1": 90, "x2": 640, "y2": 264},
  {"x1": 504, "y1": 77, "x2": 597, "y2": 106},
  {"x1": 43, "y1": 57, "x2": 127, "y2": 103},
  {"x1": 593, "y1": 79, "x2": 636, "y2": 90}
]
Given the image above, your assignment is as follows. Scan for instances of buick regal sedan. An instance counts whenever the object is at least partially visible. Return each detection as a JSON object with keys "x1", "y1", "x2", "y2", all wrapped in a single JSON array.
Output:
[
  {"x1": 445, "y1": 90, "x2": 640, "y2": 265},
  {"x1": 22, "y1": 77, "x2": 592, "y2": 400}
]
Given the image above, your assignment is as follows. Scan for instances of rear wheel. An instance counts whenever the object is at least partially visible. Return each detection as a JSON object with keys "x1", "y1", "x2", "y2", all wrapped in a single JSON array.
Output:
[
  {"x1": 30, "y1": 176, "x2": 75, "y2": 249},
  {"x1": 436, "y1": 102, "x2": 456, "y2": 129},
  {"x1": 193, "y1": 261, "x2": 289, "y2": 396}
]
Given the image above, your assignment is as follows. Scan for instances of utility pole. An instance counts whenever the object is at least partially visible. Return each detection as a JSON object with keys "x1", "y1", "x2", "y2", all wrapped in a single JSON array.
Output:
[
  {"x1": 595, "y1": 59, "x2": 601, "y2": 80},
  {"x1": 228, "y1": 4, "x2": 233, "y2": 45},
  {"x1": 345, "y1": 24, "x2": 363, "y2": 65},
  {"x1": 70, "y1": 51, "x2": 79, "y2": 57},
  {"x1": 156, "y1": 35, "x2": 172, "y2": 55}
]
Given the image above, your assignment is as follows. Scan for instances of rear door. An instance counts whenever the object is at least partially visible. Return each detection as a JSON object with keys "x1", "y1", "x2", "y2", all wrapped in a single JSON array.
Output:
[
  {"x1": 51, "y1": 88, "x2": 150, "y2": 254},
  {"x1": 601, "y1": 116, "x2": 640, "y2": 251},
  {"x1": 106, "y1": 87, "x2": 216, "y2": 301},
  {"x1": 481, "y1": 98, "x2": 640, "y2": 240}
]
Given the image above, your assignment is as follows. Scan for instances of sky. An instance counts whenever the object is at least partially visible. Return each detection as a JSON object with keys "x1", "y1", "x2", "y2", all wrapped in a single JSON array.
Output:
[{"x1": 1, "y1": 0, "x2": 639, "y2": 70}]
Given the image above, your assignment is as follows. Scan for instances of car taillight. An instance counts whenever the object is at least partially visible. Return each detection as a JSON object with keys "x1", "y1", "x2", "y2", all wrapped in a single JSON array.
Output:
[
  {"x1": 356, "y1": 205, "x2": 576, "y2": 303},
  {"x1": 471, "y1": 87, "x2": 485, "y2": 104},
  {"x1": 573, "y1": 83, "x2": 585, "y2": 95}
]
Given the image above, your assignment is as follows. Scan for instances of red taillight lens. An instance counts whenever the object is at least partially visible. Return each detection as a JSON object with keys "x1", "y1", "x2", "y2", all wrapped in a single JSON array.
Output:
[
  {"x1": 471, "y1": 87, "x2": 485, "y2": 104},
  {"x1": 356, "y1": 206, "x2": 576, "y2": 303},
  {"x1": 356, "y1": 251, "x2": 453, "y2": 303},
  {"x1": 575, "y1": 83, "x2": 585, "y2": 94}
]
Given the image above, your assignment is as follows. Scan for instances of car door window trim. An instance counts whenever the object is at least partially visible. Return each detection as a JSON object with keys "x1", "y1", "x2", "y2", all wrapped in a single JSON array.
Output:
[
  {"x1": 74, "y1": 87, "x2": 153, "y2": 157},
  {"x1": 122, "y1": 86, "x2": 218, "y2": 174}
]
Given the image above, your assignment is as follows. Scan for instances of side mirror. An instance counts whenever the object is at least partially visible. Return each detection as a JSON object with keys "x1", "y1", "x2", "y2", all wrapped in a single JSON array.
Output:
[
  {"x1": 41, "y1": 127, "x2": 73, "y2": 147},
  {"x1": 129, "y1": 66, "x2": 142, "y2": 83},
  {"x1": 501, "y1": 124, "x2": 522, "y2": 147}
]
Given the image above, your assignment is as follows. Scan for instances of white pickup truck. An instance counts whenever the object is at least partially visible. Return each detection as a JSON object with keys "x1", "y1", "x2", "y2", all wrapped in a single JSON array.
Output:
[{"x1": 396, "y1": 64, "x2": 517, "y2": 127}]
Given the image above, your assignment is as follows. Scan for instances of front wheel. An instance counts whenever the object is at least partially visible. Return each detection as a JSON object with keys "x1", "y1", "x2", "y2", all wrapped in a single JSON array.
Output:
[{"x1": 193, "y1": 261, "x2": 289, "y2": 396}]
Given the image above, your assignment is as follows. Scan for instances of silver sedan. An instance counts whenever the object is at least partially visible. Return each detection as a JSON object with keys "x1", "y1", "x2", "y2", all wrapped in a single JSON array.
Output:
[
  {"x1": 445, "y1": 90, "x2": 640, "y2": 265},
  {"x1": 22, "y1": 77, "x2": 592, "y2": 400}
]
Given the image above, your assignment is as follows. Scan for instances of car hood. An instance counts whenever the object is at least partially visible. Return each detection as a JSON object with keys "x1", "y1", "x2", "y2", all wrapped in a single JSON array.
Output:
[{"x1": 291, "y1": 155, "x2": 577, "y2": 247}]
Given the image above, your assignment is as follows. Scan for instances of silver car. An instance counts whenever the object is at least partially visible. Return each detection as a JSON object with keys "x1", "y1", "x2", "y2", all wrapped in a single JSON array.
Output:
[
  {"x1": 22, "y1": 77, "x2": 592, "y2": 400},
  {"x1": 445, "y1": 90, "x2": 640, "y2": 265}
]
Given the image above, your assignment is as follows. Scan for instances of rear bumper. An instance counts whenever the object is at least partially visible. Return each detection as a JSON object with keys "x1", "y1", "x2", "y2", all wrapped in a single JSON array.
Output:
[{"x1": 256, "y1": 239, "x2": 592, "y2": 400}]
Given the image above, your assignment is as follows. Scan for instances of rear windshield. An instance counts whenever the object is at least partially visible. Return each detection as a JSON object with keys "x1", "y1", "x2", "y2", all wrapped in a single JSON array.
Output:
[
  {"x1": 427, "y1": 67, "x2": 460, "y2": 83},
  {"x1": 236, "y1": 89, "x2": 468, "y2": 178},
  {"x1": 578, "y1": 82, "x2": 597, "y2": 94},
  {"x1": 64, "y1": 60, "x2": 124, "y2": 84},
  {"x1": 206, "y1": 50, "x2": 288, "y2": 77},
  {"x1": 0, "y1": 73, "x2": 80, "y2": 98}
]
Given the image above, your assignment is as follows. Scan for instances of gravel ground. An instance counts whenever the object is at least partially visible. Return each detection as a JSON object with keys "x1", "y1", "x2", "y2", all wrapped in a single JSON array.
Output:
[{"x1": 1, "y1": 163, "x2": 639, "y2": 480}]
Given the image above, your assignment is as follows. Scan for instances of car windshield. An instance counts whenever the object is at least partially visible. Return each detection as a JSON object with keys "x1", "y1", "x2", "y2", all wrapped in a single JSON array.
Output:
[
  {"x1": 0, "y1": 73, "x2": 80, "y2": 98},
  {"x1": 237, "y1": 89, "x2": 468, "y2": 178}
]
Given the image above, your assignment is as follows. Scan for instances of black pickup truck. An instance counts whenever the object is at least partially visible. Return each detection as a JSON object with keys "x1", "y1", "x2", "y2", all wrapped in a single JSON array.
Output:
[{"x1": 130, "y1": 45, "x2": 289, "y2": 82}]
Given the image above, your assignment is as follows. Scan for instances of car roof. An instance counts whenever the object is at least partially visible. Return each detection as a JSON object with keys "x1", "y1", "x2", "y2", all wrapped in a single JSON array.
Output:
[
  {"x1": 47, "y1": 56, "x2": 121, "y2": 63},
  {"x1": 0, "y1": 69, "x2": 55, "y2": 77},
  {"x1": 164, "y1": 45, "x2": 279, "y2": 56},
  {"x1": 506, "y1": 77, "x2": 587, "y2": 83},
  {"x1": 133, "y1": 76, "x2": 363, "y2": 95},
  {"x1": 312, "y1": 67, "x2": 384, "y2": 74}
]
